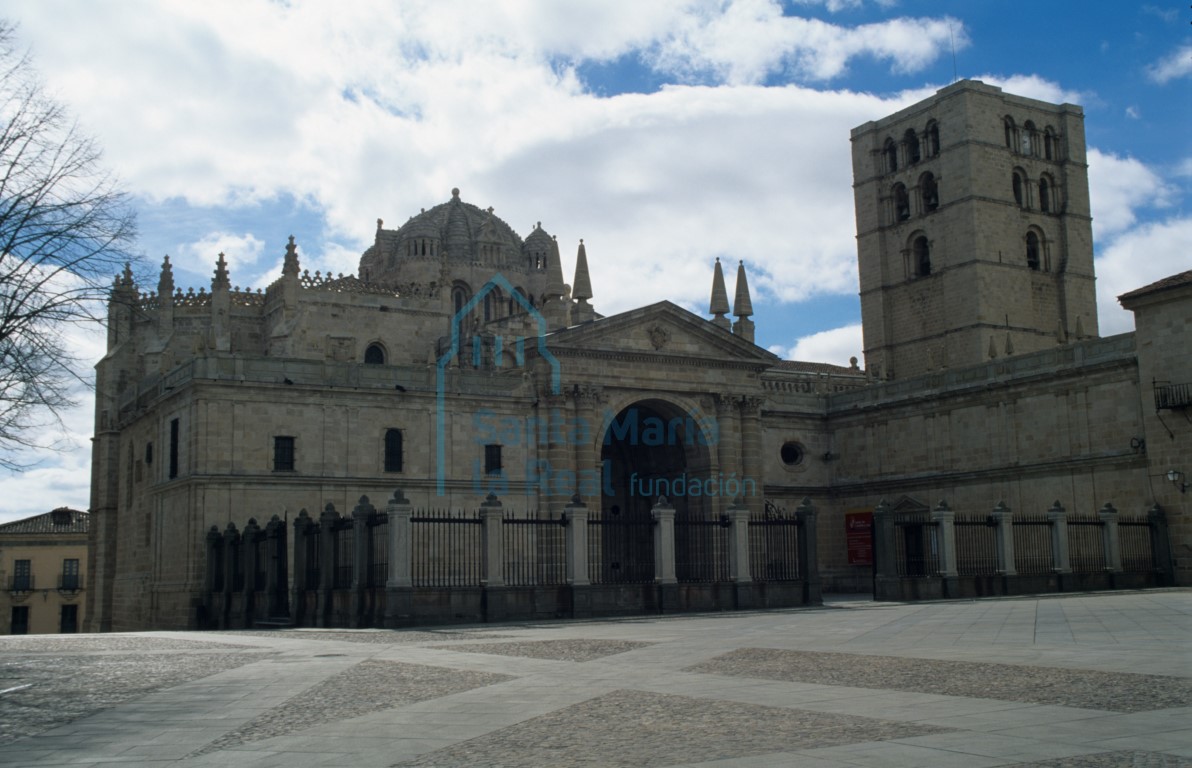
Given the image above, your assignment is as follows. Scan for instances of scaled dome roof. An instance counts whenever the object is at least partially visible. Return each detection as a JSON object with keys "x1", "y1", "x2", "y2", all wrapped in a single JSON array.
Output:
[{"x1": 393, "y1": 188, "x2": 524, "y2": 256}]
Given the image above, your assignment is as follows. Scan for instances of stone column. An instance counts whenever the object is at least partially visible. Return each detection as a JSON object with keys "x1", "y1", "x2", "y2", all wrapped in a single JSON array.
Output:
[
  {"x1": 1046, "y1": 501, "x2": 1071, "y2": 574},
  {"x1": 652, "y1": 497, "x2": 677, "y2": 585},
  {"x1": 737, "y1": 396, "x2": 764, "y2": 517},
  {"x1": 872, "y1": 501, "x2": 895, "y2": 579},
  {"x1": 991, "y1": 501, "x2": 1016, "y2": 576},
  {"x1": 796, "y1": 498, "x2": 821, "y2": 605},
  {"x1": 385, "y1": 490, "x2": 414, "y2": 628},
  {"x1": 564, "y1": 495, "x2": 590, "y2": 586},
  {"x1": 1098, "y1": 502, "x2": 1121, "y2": 573},
  {"x1": 573, "y1": 386, "x2": 605, "y2": 510},
  {"x1": 713, "y1": 393, "x2": 740, "y2": 518},
  {"x1": 542, "y1": 392, "x2": 573, "y2": 517},
  {"x1": 351, "y1": 495, "x2": 375, "y2": 627}
]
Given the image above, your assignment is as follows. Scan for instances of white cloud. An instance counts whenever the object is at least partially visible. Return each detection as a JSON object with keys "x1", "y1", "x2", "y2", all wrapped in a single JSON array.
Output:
[
  {"x1": 1147, "y1": 44, "x2": 1192, "y2": 83},
  {"x1": 1087, "y1": 149, "x2": 1174, "y2": 241},
  {"x1": 773, "y1": 323, "x2": 863, "y2": 367},
  {"x1": 1095, "y1": 216, "x2": 1192, "y2": 336},
  {"x1": 972, "y1": 73, "x2": 1085, "y2": 105},
  {"x1": 174, "y1": 231, "x2": 267, "y2": 288}
]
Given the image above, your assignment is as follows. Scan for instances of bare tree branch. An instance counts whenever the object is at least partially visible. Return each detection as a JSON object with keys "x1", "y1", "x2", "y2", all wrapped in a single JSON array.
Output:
[{"x1": 0, "y1": 21, "x2": 138, "y2": 470}]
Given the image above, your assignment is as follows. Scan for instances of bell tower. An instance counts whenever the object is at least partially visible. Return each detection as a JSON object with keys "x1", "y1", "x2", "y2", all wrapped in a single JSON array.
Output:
[{"x1": 852, "y1": 80, "x2": 1097, "y2": 380}]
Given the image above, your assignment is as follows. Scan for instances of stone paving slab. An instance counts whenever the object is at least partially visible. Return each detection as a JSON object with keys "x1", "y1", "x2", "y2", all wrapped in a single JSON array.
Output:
[{"x1": 0, "y1": 590, "x2": 1189, "y2": 767}]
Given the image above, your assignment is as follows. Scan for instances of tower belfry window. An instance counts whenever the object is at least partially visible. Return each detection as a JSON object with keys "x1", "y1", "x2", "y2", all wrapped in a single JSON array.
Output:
[
  {"x1": 1012, "y1": 172, "x2": 1024, "y2": 207},
  {"x1": 921, "y1": 173, "x2": 939, "y2": 212},
  {"x1": 1026, "y1": 231, "x2": 1041, "y2": 270},
  {"x1": 913, "y1": 236, "x2": 931, "y2": 276},
  {"x1": 927, "y1": 121, "x2": 940, "y2": 157},
  {"x1": 884, "y1": 139, "x2": 898, "y2": 173},
  {"x1": 904, "y1": 129, "x2": 920, "y2": 164},
  {"x1": 894, "y1": 184, "x2": 910, "y2": 221},
  {"x1": 1038, "y1": 177, "x2": 1051, "y2": 213}
]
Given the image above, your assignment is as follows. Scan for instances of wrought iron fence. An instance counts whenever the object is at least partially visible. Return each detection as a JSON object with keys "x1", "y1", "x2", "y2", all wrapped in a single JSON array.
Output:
[
  {"x1": 253, "y1": 533, "x2": 268, "y2": 591},
  {"x1": 955, "y1": 514, "x2": 998, "y2": 576},
  {"x1": 1119, "y1": 517, "x2": 1155, "y2": 572},
  {"x1": 588, "y1": 508, "x2": 655, "y2": 584},
  {"x1": 304, "y1": 524, "x2": 320, "y2": 589},
  {"x1": 748, "y1": 514, "x2": 799, "y2": 582},
  {"x1": 411, "y1": 510, "x2": 483, "y2": 587},
  {"x1": 502, "y1": 511, "x2": 566, "y2": 586},
  {"x1": 1012, "y1": 515, "x2": 1054, "y2": 574},
  {"x1": 675, "y1": 512, "x2": 731, "y2": 583},
  {"x1": 893, "y1": 514, "x2": 939, "y2": 577},
  {"x1": 1067, "y1": 515, "x2": 1106, "y2": 573}
]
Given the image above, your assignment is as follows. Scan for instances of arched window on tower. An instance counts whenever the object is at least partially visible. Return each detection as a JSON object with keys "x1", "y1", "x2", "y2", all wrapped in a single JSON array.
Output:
[
  {"x1": 1012, "y1": 171, "x2": 1025, "y2": 207},
  {"x1": 913, "y1": 235, "x2": 931, "y2": 277},
  {"x1": 1004, "y1": 116, "x2": 1017, "y2": 149},
  {"x1": 904, "y1": 128, "x2": 921, "y2": 164},
  {"x1": 920, "y1": 172, "x2": 939, "y2": 212},
  {"x1": 927, "y1": 121, "x2": 940, "y2": 157},
  {"x1": 1038, "y1": 175, "x2": 1052, "y2": 213},
  {"x1": 364, "y1": 343, "x2": 385, "y2": 365},
  {"x1": 1044, "y1": 127, "x2": 1056, "y2": 160},
  {"x1": 1022, "y1": 121, "x2": 1037, "y2": 156},
  {"x1": 452, "y1": 283, "x2": 471, "y2": 319},
  {"x1": 893, "y1": 183, "x2": 910, "y2": 222},
  {"x1": 884, "y1": 138, "x2": 898, "y2": 173},
  {"x1": 1026, "y1": 231, "x2": 1041, "y2": 271}
]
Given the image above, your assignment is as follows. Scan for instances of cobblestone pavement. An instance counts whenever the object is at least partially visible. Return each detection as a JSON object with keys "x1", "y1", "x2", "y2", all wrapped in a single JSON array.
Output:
[{"x1": 0, "y1": 589, "x2": 1188, "y2": 767}]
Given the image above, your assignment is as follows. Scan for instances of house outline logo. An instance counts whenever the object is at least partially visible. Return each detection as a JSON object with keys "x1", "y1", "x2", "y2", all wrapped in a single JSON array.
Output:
[{"x1": 435, "y1": 272, "x2": 561, "y2": 495}]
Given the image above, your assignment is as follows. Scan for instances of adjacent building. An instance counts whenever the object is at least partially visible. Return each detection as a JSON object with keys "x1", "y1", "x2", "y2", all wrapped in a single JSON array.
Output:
[{"x1": 1, "y1": 508, "x2": 88, "y2": 634}]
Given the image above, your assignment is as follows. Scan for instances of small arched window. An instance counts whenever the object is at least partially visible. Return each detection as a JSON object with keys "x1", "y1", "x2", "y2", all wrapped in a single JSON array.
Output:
[
  {"x1": 893, "y1": 183, "x2": 910, "y2": 222},
  {"x1": 927, "y1": 121, "x2": 940, "y2": 157},
  {"x1": 884, "y1": 138, "x2": 898, "y2": 173},
  {"x1": 1044, "y1": 127, "x2": 1056, "y2": 160},
  {"x1": 1012, "y1": 172, "x2": 1025, "y2": 207},
  {"x1": 1004, "y1": 116, "x2": 1017, "y2": 149},
  {"x1": 452, "y1": 284, "x2": 470, "y2": 318},
  {"x1": 920, "y1": 172, "x2": 939, "y2": 212},
  {"x1": 1022, "y1": 121, "x2": 1037, "y2": 156},
  {"x1": 913, "y1": 236, "x2": 931, "y2": 277},
  {"x1": 904, "y1": 128, "x2": 921, "y2": 164},
  {"x1": 364, "y1": 343, "x2": 385, "y2": 365},
  {"x1": 1026, "y1": 231, "x2": 1041, "y2": 271},
  {"x1": 1038, "y1": 176, "x2": 1051, "y2": 213}
]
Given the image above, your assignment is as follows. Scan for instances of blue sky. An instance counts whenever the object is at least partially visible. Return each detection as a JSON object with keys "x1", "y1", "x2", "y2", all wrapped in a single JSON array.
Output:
[{"x1": 1, "y1": 0, "x2": 1189, "y2": 522}]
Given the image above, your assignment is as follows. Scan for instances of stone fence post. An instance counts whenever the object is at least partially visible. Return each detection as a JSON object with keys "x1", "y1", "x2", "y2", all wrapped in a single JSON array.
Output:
[
  {"x1": 264, "y1": 514, "x2": 287, "y2": 619},
  {"x1": 351, "y1": 495, "x2": 376, "y2": 627},
  {"x1": 205, "y1": 526, "x2": 222, "y2": 594},
  {"x1": 221, "y1": 522, "x2": 240, "y2": 630},
  {"x1": 872, "y1": 501, "x2": 895, "y2": 580},
  {"x1": 796, "y1": 497, "x2": 820, "y2": 605},
  {"x1": 727, "y1": 498, "x2": 752, "y2": 583},
  {"x1": 1148, "y1": 505, "x2": 1173, "y2": 585},
  {"x1": 241, "y1": 518, "x2": 261, "y2": 628},
  {"x1": 1046, "y1": 501, "x2": 1071, "y2": 574},
  {"x1": 564, "y1": 495, "x2": 589, "y2": 586},
  {"x1": 385, "y1": 489, "x2": 414, "y2": 628},
  {"x1": 652, "y1": 497, "x2": 677, "y2": 585},
  {"x1": 480, "y1": 493, "x2": 505, "y2": 587},
  {"x1": 291, "y1": 510, "x2": 312, "y2": 626},
  {"x1": 991, "y1": 501, "x2": 1016, "y2": 576},
  {"x1": 1098, "y1": 502, "x2": 1122, "y2": 573},
  {"x1": 931, "y1": 501, "x2": 957, "y2": 579},
  {"x1": 318, "y1": 502, "x2": 339, "y2": 626}
]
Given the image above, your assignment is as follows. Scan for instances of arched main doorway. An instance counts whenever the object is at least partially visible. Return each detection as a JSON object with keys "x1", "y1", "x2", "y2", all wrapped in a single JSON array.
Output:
[{"x1": 595, "y1": 399, "x2": 715, "y2": 583}]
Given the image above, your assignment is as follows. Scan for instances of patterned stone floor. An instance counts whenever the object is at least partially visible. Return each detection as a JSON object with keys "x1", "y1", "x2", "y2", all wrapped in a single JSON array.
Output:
[{"x1": 0, "y1": 589, "x2": 1188, "y2": 767}]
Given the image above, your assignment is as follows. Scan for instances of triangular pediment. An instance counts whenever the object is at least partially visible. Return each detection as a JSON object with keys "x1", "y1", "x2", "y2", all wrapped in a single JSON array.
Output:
[{"x1": 544, "y1": 301, "x2": 779, "y2": 368}]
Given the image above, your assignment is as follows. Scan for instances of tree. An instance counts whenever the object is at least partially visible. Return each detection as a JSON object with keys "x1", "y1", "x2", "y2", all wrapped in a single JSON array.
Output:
[{"x1": 0, "y1": 21, "x2": 137, "y2": 469}]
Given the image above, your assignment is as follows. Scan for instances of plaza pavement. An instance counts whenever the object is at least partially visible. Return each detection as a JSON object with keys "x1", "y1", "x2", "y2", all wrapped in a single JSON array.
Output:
[{"x1": 1, "y1": 590, "x2": 1190, "y2": 767}]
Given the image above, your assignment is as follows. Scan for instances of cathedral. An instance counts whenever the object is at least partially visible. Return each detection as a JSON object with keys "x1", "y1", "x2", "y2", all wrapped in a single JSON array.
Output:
[{"x1": 87, "y1": 80, "x2": 1190, "y2": 630}]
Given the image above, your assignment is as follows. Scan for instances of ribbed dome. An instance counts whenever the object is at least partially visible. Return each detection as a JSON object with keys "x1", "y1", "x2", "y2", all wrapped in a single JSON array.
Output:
[
  {"x1": 523, "y1": 223, "x2": 553, "y2": 253},
  {"x1": 391, "y1": 188, "x2": 523, "y2": 259}
]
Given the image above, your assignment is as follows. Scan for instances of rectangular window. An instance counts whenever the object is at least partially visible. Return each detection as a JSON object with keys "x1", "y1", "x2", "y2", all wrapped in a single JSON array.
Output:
[
  {"x1": 168, "y1": 419, "x2": 179, "y2": 479},
  {"x1": 145, "y1": 441, "x2": 153, "y2": 465},
  {"x1": 384, "y1": 429, "x2": 403, "y2": 472},
  {"x1": 273, "y1": 436, "x2": 295, "y2": 472},
  {"x1": 10, "y1": 606, "x2": 29, "y2": 635},
  {"x1": 13, "y1": 559, "x2": 31, "y2": 591},
  {"x1": 484, "y1": 444, "x2": 502, "y2": 475},
  {"x1": 61, "y1": 558, "x2": 80, "y2": 591},
  {"x1": 59, "y1": 605, "x2": 78, "y2": 634}
]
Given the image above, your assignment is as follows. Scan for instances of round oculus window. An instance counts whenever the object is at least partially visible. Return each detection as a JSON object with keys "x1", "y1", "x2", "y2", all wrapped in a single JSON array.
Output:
[{"x1": 780, "y1": 442, "x2": 804, "y2": 466}]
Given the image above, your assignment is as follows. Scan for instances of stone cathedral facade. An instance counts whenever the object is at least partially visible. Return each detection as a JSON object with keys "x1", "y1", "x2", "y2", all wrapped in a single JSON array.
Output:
[{"x1": 87, "y1": 80, "x2": 1190, "y2": 630}]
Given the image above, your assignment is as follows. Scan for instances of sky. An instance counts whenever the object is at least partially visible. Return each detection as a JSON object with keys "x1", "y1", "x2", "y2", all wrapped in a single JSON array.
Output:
[{"x1": 0, "y1": 0, "x2": 1189, "y2": 523}]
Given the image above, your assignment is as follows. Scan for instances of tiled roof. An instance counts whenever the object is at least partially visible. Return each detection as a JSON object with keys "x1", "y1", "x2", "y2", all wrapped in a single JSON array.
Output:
[
  {"x1": 1118, "y1": 270, "x2": 1192, "y2": 302},
  {"x1": 0, "y1": 508, "x2": 89, "y2": 535}
]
